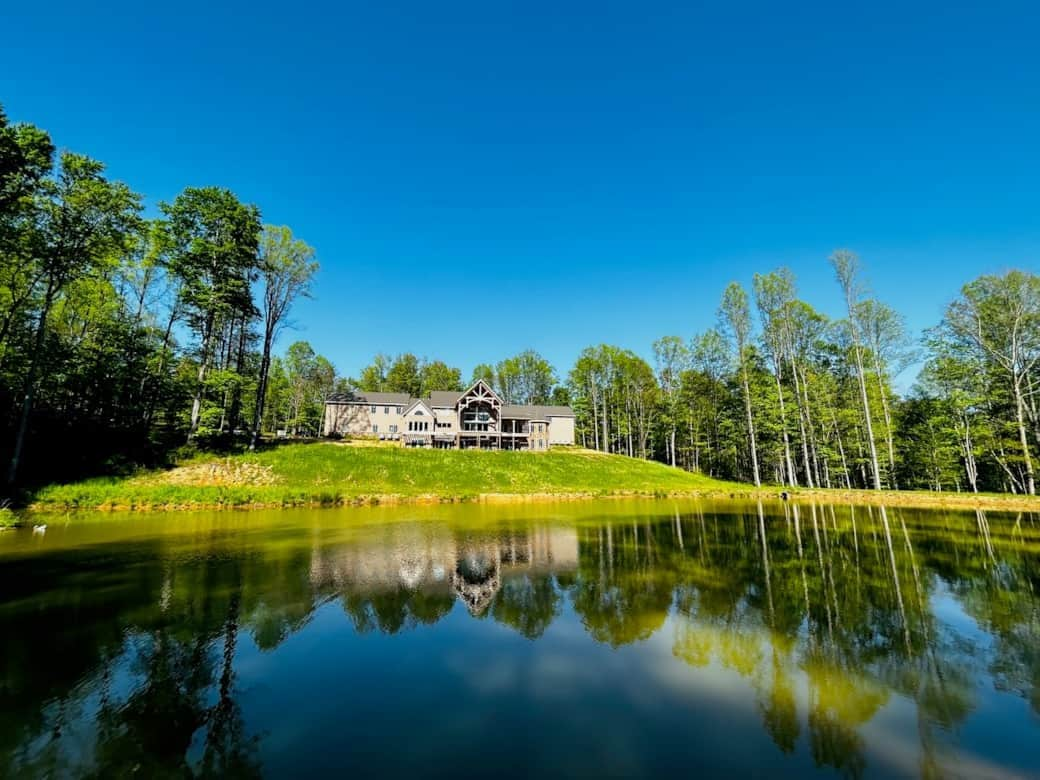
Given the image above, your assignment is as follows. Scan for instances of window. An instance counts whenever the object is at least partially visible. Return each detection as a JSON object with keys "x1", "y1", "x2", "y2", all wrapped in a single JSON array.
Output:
[
  {"x1": 370, "y1": 405, "x2": 377, "y2": 413},
  {"x1": 390, "y1": 424, "x2": 397, "y2": 433},
  {"x1": 415, "y1": 409, "x2": 424, "y2": 415},
  {"x1": 384, "y1": 406, "x2": 390, "y2": 414},
  {"x1": 372, "y1": 424, "x2": 379, "y2": 433}
]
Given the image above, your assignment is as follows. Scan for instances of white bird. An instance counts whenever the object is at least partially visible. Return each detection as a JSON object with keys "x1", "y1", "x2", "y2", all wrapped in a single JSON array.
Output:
[{"x1": 32, "y1": 524, "x2": 46, "y2": 535}]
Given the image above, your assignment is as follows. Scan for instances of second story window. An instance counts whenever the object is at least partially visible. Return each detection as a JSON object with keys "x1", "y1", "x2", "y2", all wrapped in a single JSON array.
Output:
[
  {"x1": 384, "y1": 406, "x2": 390, "y2": 414},
  {"x1": 370, "y1": 405, "x2": 377, "y2": 413}
]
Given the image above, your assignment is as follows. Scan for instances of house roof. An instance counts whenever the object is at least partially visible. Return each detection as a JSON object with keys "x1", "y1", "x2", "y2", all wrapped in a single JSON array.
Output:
[
  {"x1": 428, "y1": 391, "x2": 463, "y2": 407},
  {"x1": 327, "y1": 391, "x2": 412, "y2": 405}
]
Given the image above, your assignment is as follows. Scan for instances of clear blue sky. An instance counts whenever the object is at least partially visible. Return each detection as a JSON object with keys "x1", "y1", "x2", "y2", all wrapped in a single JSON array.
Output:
[{"x1": 3, "y1": 1, "x2": 1038, "y2": 385}]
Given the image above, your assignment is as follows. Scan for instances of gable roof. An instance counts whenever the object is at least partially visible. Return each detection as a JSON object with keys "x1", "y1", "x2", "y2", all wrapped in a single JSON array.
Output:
[
  {"x1": 458, "y1": 378, "x2": 502, "y2": 405},
  {"x1": 401, "y1": 398, "x2": 435, "y2": 416}
]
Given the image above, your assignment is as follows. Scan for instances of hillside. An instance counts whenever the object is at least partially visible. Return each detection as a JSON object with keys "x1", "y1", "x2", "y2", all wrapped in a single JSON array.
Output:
[{"x1": 28, "y1": 442, "x2": 744, "y2": 510}]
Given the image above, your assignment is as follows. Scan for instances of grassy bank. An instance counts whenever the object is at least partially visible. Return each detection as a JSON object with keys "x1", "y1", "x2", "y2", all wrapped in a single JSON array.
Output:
[
  {"x1": 23, "y1": 442, "x2": 1040, "y2": 514},
  {"x1": 27, "y1": 442, "x2": 745, "y2": 511}
]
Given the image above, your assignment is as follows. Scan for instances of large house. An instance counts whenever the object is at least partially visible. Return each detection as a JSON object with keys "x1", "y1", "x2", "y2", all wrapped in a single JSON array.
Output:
[{"x1": 324, "y1": 379, "x2": 575, "y2": 450}]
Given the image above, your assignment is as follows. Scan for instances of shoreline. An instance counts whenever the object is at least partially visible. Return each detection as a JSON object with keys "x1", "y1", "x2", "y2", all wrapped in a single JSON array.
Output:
[{"x1": 20, "y1": 485, "x2": 1040, "y2": 517}]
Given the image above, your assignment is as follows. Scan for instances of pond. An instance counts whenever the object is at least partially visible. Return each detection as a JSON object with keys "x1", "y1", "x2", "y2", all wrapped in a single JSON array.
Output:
[{"x1": 1, "y1": 499, "x2": 1038, "y2": 778}]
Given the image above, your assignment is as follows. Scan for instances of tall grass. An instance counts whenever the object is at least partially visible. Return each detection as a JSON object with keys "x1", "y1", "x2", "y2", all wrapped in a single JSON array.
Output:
[{"x1": 29, "y1": 442, "x2": 743, "y2": 510}]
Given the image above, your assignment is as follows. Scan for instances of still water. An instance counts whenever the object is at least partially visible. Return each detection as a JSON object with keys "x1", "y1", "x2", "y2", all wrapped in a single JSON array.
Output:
[{"x1": 1, "y1": 500, "x2": 1038, "y2": 778}]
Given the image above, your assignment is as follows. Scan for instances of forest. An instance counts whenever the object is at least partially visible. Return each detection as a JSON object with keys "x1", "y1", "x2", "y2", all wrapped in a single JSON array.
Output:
[
  {"x1": 2, "y1": 103, "x2": 1039, "y2": 495},
  {"x1": 0, "y1": 104, "x2": 333, "y2": 486}
]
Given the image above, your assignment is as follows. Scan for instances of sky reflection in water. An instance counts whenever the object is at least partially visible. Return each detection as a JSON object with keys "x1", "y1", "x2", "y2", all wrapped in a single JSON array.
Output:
[{"x1": 1, "y1": 500, "x2": 1038, "y2": 778}]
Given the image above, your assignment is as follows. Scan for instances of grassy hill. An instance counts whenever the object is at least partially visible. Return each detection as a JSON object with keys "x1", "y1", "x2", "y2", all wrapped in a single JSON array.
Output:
[{"x1": 28, "y1": 442, "x2": 744, "y2": 510}]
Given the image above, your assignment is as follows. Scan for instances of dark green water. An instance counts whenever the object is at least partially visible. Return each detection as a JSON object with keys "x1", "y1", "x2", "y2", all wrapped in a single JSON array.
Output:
[{"x1": 1, "y1": 500, "x2": 1038, "y2": 778}]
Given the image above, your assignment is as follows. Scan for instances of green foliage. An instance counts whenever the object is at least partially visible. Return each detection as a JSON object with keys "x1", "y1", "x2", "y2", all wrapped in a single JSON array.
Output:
[
  {"x1": 0, "y1": 102, "x2": 326, "y2": 487},
  {"x1": 355, "y1": 353, "x2": 464, "y2": 395},
  {"x1": 494, "y1": 349, "x2": 557, "y2": 405}
]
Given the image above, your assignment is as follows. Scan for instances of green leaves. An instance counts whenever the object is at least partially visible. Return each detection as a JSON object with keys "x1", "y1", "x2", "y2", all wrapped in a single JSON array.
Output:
[{"x1": 159, "y1": 186, "x2": 262, "y2": 327}]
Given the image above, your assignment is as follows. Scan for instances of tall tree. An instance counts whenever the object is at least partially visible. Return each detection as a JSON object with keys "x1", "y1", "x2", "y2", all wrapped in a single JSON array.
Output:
[
  {"x1": 857, "y1": 299, "x2": 910, "y2": 488},
  {"x1": 939, "y1": 271, "x2": 1040, "y2": 495},
  {"x1": 420, "y1": 360, "x2": 462, "y2": 393},
  {"x1": 357, "y1": 353, "x2": 391, "y2": 391},
  {"x1": 830, "y1": 250, "x2": 883, "y2": 490},
  {"x1": 249, "y1": 225, "x2": 317, "y2": 449},
  {"x1": 0, "y1": 109, "x2": 54, "y2": 378},
  {"x1": 719, "y1": 282, "x2": 761, "y2": 486},
  {"x1": 384, "y1": 353, "x2": 423, "y2": 396},
  {"x1": 495, "y1": 350, "x2": 557, "y2": 405},
  {"x1": 652, "y1": 336, "x2": 687, "y2": 467},
  {"x1": 470, "y1": 363, "x2": 495, "y2": 387},
  {"x1": 160, "y1": 187, "x2": 261, "y2": 441},
  {"x1": 753, "y1": 270, "x2": 798, "y2": 487},
  {"x1": 7, "y1": 153, "x2": 141, "y2": 484}
]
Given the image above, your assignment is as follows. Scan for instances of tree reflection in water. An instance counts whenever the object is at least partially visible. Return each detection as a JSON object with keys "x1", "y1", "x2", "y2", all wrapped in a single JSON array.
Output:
[{"x1": 0, "y1": 501, "x2": 1038, "y2": 776}]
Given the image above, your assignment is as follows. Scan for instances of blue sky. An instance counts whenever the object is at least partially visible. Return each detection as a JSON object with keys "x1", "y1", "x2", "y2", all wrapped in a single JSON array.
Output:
[{"x1": 3, "y1": 1, "x2": 1038, "y2": 385}]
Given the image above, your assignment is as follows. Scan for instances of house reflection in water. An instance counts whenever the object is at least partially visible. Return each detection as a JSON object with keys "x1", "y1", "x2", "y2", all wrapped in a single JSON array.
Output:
[{"x1": 308, "y1": 525, "x2": 578, "y2": 616}]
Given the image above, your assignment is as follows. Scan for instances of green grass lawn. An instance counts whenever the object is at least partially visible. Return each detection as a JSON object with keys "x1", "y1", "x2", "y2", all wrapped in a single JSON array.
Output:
[{"x1": 28, "y1": 442, "x2": 744, "y2": 510}]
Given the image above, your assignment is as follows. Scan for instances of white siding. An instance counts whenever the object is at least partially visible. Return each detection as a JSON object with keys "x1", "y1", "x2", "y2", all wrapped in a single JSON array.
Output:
[
  {"x1": 548, "y1": 416, "x2": 575, "y2": 445},
  {"x1": 325, "y1": 403, "x2": 403, "y2": 437}
]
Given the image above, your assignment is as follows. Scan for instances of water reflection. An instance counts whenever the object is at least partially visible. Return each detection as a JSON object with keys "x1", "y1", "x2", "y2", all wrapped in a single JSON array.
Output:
[{"x1": 1, "y1": 501, "x2": 1038, "y2": 777}]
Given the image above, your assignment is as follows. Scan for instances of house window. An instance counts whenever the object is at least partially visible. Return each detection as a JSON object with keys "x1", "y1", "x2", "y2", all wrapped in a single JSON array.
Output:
[
  {"x1": 384, "y1": 406, "x2": 390, "y2": 414},
  {"x1": 370, "y1": 405, "x2": 377, "y2": 413},
  {"x1": 415, "y1": 409, "x2": 424, "y2": 415},
  {"x1": 372, "y1": 424, "x2": 379, "y2": 433},
  {"x1": 390, "y1": 424, "x2": 397, "y2": 433}
]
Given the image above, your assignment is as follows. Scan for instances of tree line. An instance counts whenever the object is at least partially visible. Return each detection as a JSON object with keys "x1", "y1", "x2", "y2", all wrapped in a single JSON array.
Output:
[
  {"x1": 0, "y1": 104, "x2": 334, "y2": 486},
  {"x1": 567, "y1": 258, "x2": 1040, "y2": 495},
  {"x1": 351, "y1": 348, "x2": 567, "y2": 407}
]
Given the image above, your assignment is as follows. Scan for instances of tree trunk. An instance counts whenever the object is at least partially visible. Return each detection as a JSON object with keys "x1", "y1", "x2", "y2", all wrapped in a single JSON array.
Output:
[
  {"x1": 852, "y1": 339, "x2": 882, "y2": 489},
  {"x1": 773, "y1": 365, "x2": 797, "y2": 487},
  {"x1": 250, "y1": 328, "x2": 275, "y2": 450},
  {"x1": 1013, "y1": 379, "x2": 1036, "y2": 495},
  {"x1": 872, "y1": 352, "x2": 898, "y2": 488},
  {"x1": 188, "y1": 312, "x2": 216, "y2": 442},
  {"x1": 7, "y1": 281, "x2": 56, "y2": 485},
  {"x1": 741, "y1": 361, "x2": 761, "y2": 487},
  {"x1": 791, "y1": 364, "x2": 815, "y2": 488}
]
